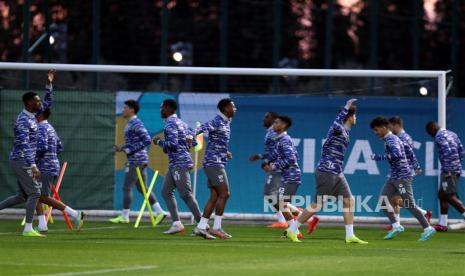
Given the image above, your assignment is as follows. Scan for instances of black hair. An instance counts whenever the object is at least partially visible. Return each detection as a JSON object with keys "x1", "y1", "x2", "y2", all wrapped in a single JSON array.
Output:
[
  {"x1": 217, "y1": 98, "x2": 233, "y2": 112},
  {"x1": 40, "y1": 108, "x2": 51, "y2": 119},
  {"x1": 162, "y1": 99, "x2": 178, "y2": 110},
  {"x1": 278, "y1": 115, "x2": 292, "y2": 128},
  {"x1": 425, "y1": 121, "x2": 438, "y2": 132},
  {"x1": 370, "y1": 116, "x2": 389, "y2": 129},
  {"x1": 124, "y1": 99, "x2": 140, "y2": 114},
  {"x1": 388, "y1": 116, "x2": 403, "y2": 127},
  {"x1": 267, "y1": 111, "x2": 279, "y2": 119},
  {"x1": 344, "y1": 106, "x2": 357, "y2": 122},
  {"x1": 22, "y1": 92, "x2": 38, "y2": 105}
]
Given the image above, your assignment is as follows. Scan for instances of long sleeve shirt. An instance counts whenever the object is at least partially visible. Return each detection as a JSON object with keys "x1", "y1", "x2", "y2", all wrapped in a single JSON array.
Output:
[
  {"x1": 193, "y1": 113, "x2": 231, "y2": 168},
  {"x1": 9, "y1": 85, "x2": 54, "y2": 167},
  {"x1": 316, "y1": 107, "x2": 350, "y2": 175},
  {"x1": 270, "y1": 132, "x2": 301, "y2": 184},
  {"x1": 36, "y1": 120, "x2": 63, "y2": 176},
  {"x1": 397, "y1": 131, "x2": 420, "y2": 176},
  {"x1": 260, "y1": 127, "x2": 278, "y2": 163},
  {"x1": 435, "y1": 128, "x2": 465, "y2": 174},
  {"x1": 373, "y1": 132, "x2": 412, "y2": 180},
  {"x1": 156, "y1": 114, "x2": 194, "y2": 169},
  {"x1": 122, "y1": 116, "x2": 151, "y2": 165}
]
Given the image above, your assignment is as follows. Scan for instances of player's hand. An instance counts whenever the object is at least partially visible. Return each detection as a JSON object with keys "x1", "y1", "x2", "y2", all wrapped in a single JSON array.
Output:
[
  {"x1": 415, "y1": 168, "x2": 422, "y2": 176},
  {"x1": 114, "y1": 145, "x2": 122, "y2": 152},
  {"x1": 249, "y1": 154, "x2": 261, "y2": 162},
  {"x1": 263, "y1": 164, "x2": 272, "y2": 172},
  {"x1": 227, "y1": 151, "x2": 233, "y2": 160},
  {"x1": 31, "y1": 166, "x2": 41, "y2": 181},
  {"x1": 345, "y1": 98, "x2": 357, "y2": 109},
  {"x1": 186, "y1": 137, "x2": 193, "y2": 146},
  {"x1": 152, "y1": 136, "x2": 161, "y2": 145},
  {"x1": 47, "y1": 69, "x2": 56, "y2": 85}
]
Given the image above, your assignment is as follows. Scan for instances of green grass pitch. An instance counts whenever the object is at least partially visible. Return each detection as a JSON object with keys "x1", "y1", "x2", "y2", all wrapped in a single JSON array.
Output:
[{"x1": 0, "y1": 220, "x2": 464, "y2": 275}]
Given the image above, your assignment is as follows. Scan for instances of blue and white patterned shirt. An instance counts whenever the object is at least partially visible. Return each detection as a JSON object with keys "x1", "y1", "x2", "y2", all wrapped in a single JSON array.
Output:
[
  {"x1": 156, "y1": 114, "x2": 194, "y2": 169},
  {"x1": 37, "y1": 120, "x2": 63, "y2": 176},
  {"x1": 193, "y1": 113, "x2": 231, "y2": 168},
  {"x1": 9, "y1": 86, "x2": 54, "y2": 167},
  {"x1": 435, "y1": 128, "x2": 465, "y2": 174},
  {"x1": 397, "y1": 131, "x2": 420, "y2": 177},
  {"x1": 373, "y1": 132, "x2": 413, "y2": 180},
  {"x1": 122, "y1": 116, "x2": 151, "y2": 165},
  {"x1": 270, "y1": 132, "x2": 301, "y2": 184},
  {"x1": 261, "y1": 127, "x2": 278, "y2": 164},
  {"x1": 316, "y1": 107, "x2": 350, "y2": 175}
]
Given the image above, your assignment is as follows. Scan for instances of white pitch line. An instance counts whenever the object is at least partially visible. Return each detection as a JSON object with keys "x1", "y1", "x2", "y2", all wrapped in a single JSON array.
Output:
[
  {"x1": 0, "y1": 262, "x2": 100, "y2": 268},
  {"x1": 34, "y1": 265, "x2": 158, "y2": 276},
  {"x1": 0, "y1": 225, "x2": 153, "y2": 236}
]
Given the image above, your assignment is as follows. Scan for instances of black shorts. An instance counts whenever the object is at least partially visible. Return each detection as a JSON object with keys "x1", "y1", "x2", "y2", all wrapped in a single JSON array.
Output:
[{"x1": 439, "y1": 173, "x2": 460, "y2": 196}]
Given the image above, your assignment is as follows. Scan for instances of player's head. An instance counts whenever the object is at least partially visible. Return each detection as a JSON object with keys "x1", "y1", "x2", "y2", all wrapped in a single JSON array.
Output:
[
  {"x1": 36, "y1": 108, "x2": 51, "y2": 122},
  {"x1": 388, "y1": 116, "x2": 403, "y2": 134},
  {"x1": 425, "y1": 121, "x2": 440, "y2": 137},
  {"x1": 370, "y1": 116, "x2": 390, "y2": 138},
  {"x1": 263, "y1": 112, "x2": 279, "y2": 128},
  {"x1": 160, "y1": 99, "x2": 177, "y2": 119},
  {"x1": 217, "y1": 98, "x2": 236, "y2": 118},
  {"x1": 273, "y1": 115, "x2": 292, "y2": 133},
  {"x1": 123, "y1": 99, "x2": 139, "y2": 119},
  {"x1": 22, "y1": 91, "x2": 41, "y2": 113},
  {"x1": 344, "y1": 105, "x2": 357, "y2": 126}
]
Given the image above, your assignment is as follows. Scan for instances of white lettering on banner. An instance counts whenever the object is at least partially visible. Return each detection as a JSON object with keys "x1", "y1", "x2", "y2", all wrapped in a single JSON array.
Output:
[
  {"x1": 425, "y1": 141, "x2": 439, "y2": 176},
  {"x1": 291, "y1": 138, "x2": 446, "y2": 176},
  {"x1": 303, "y1": 139, "x2": 315, "y2": 173},
  {"x1": 343, "y1": 140, "x2": 380, "y2": 175},
  {"x1": 292, "y1": 138, "x2": 301, "y2": 147}
]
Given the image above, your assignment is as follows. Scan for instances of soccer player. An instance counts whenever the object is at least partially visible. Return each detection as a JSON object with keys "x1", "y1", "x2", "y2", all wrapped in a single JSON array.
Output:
[
  {"x1": 371, "y1": 116, "x2": 435, "y2": 241},
  {"x1": 286, "y1": 99, "x2": 367, "y2": 244},
  {"x1": 383, "y1": 116, "x2": 432, "y2": 230},
  {"x1": 110, "y1": 100, "x2": 166, "y2": 224},
  {"x1": 426, "y1": 121, "x2": 465, "y2": 231},
  {"x1": 249, "y1": 112, "x2": 288, "y2": 228},
  {"x1": 192, "y1": 98, "x2": 236, "y2": 239},
  {"x1": 0, "y1": 70, "x2": 55, "y2": 237},
  {"x1": 262, "y1": 116, "x2": 303, "y2": 238},
  {"x1": 153, "y1": 99, "x2": 203, "y2": 234},
  {"x1": 34, "y1": 108, "x2": 85, "y2": 232}
]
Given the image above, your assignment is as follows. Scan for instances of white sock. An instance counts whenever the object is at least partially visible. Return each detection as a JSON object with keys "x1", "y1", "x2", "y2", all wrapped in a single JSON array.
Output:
[
  {"x1": 24, "y1": 223, "x2": 33, "y2": 232},
  {"x1": 288, "y1": 220, "x2": 301, "y2": 232},
  {"x1": 394, "y1": 213, "x2": 400, "y2": 223},
  {"x1": 287, "y1": 219, "x2": 294, "y2": 227},
  {"x1": 122, "y1": 209, "x2": 130, "y2": 220},
  {"x1": 152, "y1": 202, "x2": 164, "y2": 214},
  {"x1": 213, "y1": 215, "x2": 223, "y2": 230},
  {"x1": 439, "y1": 214, "x2": 448, "y2": 226},
  {"x1": 277, "y1": 211, "x2": 286, "y2": 223},
  {"x1": 392, "y1": 222, "x2": 400, "y2": 228},
  {"x1": 172, "y1": 220, "x2": 183, "y2": 227},
  {"x1": 418, "y1": 207, "x2": 427, "y2": 216},
  {"x1": 64, "y1": 206, "x2": 78, "y2": 219},
  {"x1": 38, "y1": 215, "x2": 47, "y2": 228},
  {"x1": 345, "y1": 224, "x2": 354, "y2": 239},
  {"x1": 197, "y1": 217, "x2": 209, "y2": 230}
]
